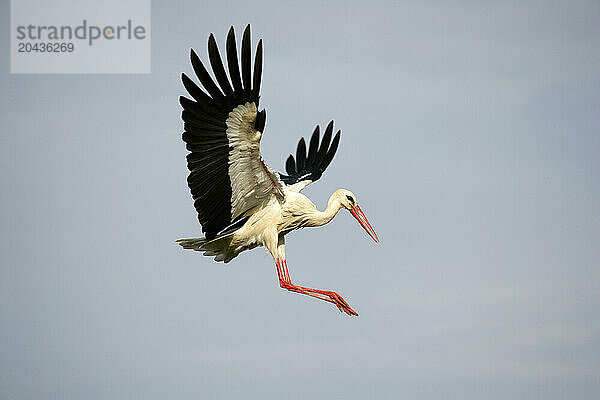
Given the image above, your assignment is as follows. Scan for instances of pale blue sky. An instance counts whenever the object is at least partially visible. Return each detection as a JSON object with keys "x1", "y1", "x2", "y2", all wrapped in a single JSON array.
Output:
[{"x1": 1, "y1": 1, "x2": 599, "y2": 399}]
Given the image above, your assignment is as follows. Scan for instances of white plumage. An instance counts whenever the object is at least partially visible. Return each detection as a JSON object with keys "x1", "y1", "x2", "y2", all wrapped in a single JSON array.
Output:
[{"x1": 226, "y1": 102, "x2": 285, "y2": 220}]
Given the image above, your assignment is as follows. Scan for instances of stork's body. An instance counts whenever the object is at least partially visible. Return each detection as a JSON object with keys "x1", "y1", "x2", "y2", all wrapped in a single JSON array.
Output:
[
  {"x1": 180, "y1": 188, "x2": 351, "y2": 261},
  {"x1": 177, "y1": 26, "x2": 378, "y2": 316}
]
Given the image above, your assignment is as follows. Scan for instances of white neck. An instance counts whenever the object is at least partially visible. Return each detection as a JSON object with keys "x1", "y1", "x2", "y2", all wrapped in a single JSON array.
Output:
[{"x1": 306, "y1": 192, "x2": 343, "y2": 227}]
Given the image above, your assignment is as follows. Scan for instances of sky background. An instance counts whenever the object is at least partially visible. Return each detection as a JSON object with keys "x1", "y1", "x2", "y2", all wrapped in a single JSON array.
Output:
[{"x1": 1, "y1": 1, "x2": 599, "y2": 399}]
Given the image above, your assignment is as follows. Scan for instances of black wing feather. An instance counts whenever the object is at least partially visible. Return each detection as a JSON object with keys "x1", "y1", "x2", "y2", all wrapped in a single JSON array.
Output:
[
  {"x1": 208, "y1": 34, "x2": 234, "y2": 97},
  {"x1": 279, "y1": 120, "x2": 342, "y2": 186},
  {"x1": 296, "y1": 138, "x2": 306, "y2": 171},
  {"x1": 321, "y1": 130, "x2": 341, "y2": 172},
  {"x1": 318, "y1": 121, "x2": 334, "y2": 160},
  {"x1": 226, "y1": 27, "x2": 243, "y2": 93},
  {"x1": 307, "y1": 126, "x2": 320, "y2": 165},
  {"x1": 255, "y1": 109, "x2": 266, "y2": 133},
  {"x1": 285, "y1": 155, "x2": 297, "y2": 175},
  {"x1": 252, "y1": 40, "x2": 263, "y2": 98},
  {"x1": 241, "y1": 26, "x2": 252, "y2": 94},
  {"x1": 181, "y1": 24, "x2": 263, "y2": 239},
  {"x1": 190, "y1": 49, "x2": 223, "y2": 100}
]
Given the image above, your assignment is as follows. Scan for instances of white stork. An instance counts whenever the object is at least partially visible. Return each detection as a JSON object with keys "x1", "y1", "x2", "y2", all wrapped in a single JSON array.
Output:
[{"x1": 177, "y1": 25, "x2": 378, "y2": 316}]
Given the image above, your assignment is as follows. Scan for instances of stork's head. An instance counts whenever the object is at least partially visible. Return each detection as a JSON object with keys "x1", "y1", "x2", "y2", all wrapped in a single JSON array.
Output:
[{"x1": 336, "y1": 189, "x2": 379, "y2": 243}]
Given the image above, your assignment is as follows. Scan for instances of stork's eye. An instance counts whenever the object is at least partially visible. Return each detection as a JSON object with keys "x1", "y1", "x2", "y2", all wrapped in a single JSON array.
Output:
[{"x1": 346, "y1": 195, "x2": 355, "y2": 205}]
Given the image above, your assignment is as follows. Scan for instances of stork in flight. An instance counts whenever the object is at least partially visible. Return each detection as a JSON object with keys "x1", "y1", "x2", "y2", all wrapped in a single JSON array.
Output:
[{"x1": 177, "y1": 25, "x2": 378, "y2": 316}]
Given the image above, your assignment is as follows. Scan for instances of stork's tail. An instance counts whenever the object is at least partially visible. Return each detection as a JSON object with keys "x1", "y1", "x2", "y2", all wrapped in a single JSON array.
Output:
[
  {"x1": 176, "y1": 237, "x2": 207, "y2": 250},
  {"x1": 176, "y1": 235, "x2": 237, "y2": 263}
]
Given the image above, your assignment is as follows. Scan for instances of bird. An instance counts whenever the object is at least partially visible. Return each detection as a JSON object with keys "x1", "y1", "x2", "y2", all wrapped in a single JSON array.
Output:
[{"x1": 176, "y1": 25, "x2": 378, "y2": 316}]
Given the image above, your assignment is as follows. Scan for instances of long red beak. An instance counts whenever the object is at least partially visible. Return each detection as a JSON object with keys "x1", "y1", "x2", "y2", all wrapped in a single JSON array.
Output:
[{"x1": 349, "y1": 205, "x2": 379, "y2": 243}]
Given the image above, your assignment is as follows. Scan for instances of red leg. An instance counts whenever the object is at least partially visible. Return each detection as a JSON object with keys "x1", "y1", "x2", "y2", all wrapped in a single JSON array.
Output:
[
  {"x1": 281, "y1": 259, "x2": 291, "y2": 282},
  {"x1": 275, "y1": 259, "x2": 358, "y2": 316}
]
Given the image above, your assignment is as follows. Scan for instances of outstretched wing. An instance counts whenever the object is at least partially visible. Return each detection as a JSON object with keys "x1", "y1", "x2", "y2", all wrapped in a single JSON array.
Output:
[
  {"x1": 279, "y1": 120, "x2": 341, "y2": 188},
  {"x1": 180, "y1": 25, "x2": 284, "y2": 240}
]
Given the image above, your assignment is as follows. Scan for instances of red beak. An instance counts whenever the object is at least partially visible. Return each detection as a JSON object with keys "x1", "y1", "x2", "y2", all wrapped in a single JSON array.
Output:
[{"x1": 349, "y1": 205, "x2": 379, "y2": 243}]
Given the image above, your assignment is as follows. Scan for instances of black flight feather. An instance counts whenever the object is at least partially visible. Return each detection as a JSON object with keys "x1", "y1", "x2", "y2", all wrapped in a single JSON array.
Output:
[
  {"x1": 190, "y1": 49, "x2": 222, "y2": 99},
  {"x1": 226, "y1": 27, "x2": 243, "y2": 93},
  {"x1": 241, "y1": 25, "x2": 252, "y2": 93},
  {"x1": 255, "y1": 109, "x2": 266, "y2": 132},
  {"x1": 253, "y1": 39, "x2": 263, "y2": 97},
  {"x1": 181, "y1": 24, "x2": 263, "y2": 239},
  {"x1": 279, "y1": 120, "x2": 342, "y2": 186},
  {"x1": 208, "y1": 34, "x2": 234, "y2": 97}
]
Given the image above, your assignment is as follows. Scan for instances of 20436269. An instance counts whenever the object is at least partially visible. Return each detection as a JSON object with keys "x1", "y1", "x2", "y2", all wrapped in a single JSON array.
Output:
[{"x1": 17, "y1": 42, "x2": 74, "y2": 52}]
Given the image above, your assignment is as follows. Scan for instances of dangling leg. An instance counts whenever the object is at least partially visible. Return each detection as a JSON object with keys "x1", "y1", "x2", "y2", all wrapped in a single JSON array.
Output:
[{"x1": 274, "y1": 236, "x2": 358, "y2": 316}]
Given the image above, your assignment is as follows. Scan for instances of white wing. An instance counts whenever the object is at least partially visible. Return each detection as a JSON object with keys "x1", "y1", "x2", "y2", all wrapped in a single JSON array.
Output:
[{"x1": 226, "y1": 102, "x2": 285, "y2": 220}]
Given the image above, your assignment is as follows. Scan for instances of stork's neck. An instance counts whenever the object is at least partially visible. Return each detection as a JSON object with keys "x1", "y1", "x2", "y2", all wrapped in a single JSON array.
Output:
[{"x1": 308, "y1": 193, "x2": 343, "y2": 227}]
